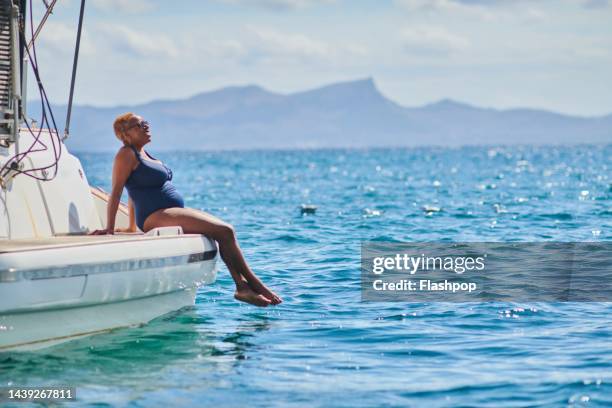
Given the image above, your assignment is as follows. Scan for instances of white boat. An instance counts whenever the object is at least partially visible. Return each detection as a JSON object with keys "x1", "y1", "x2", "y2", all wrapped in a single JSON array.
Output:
[{"x1": 0, "y1": 1, "x2": 218, "y2": 351}]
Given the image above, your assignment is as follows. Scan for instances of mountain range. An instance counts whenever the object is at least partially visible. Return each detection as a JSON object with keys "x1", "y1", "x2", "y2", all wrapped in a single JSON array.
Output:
[{"x1": 27, "y1": 78, "x2": 612, "y2": 151}]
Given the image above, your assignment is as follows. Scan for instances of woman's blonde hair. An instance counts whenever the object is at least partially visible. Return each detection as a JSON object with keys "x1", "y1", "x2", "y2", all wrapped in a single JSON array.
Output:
[{"x1": 113, "y1": 112, "x2": 137, "y2": 145}]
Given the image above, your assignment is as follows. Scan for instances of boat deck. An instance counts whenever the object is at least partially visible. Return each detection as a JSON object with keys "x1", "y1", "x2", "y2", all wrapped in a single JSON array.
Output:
[{"x1": 0, "y1": 232, "x2": 204, "y2": 254}]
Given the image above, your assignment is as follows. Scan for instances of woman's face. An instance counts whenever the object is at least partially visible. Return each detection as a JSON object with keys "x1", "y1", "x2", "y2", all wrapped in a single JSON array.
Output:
[{"x1": 124, "y1": 115, "x2": 151, "y2": 146}]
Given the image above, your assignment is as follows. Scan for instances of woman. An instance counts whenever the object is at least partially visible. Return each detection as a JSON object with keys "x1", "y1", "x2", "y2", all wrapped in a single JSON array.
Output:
[{"x1": 92, "y1": 112, "x2": 282, "y2": 307}]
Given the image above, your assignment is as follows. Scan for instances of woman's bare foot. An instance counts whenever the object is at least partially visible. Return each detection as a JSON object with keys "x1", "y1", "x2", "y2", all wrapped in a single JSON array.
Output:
[
  {"x1": 247, "y1": 280, "x2": 283, "y2": 305},
  {"x1": 234, "y1": 287, "x2": 272, "y2": 307}
]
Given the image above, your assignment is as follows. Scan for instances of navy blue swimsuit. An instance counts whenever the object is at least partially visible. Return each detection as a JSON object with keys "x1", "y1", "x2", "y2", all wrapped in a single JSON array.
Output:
[{"x1": 124, "y1": 146, "x2": 184, "y2": 230}]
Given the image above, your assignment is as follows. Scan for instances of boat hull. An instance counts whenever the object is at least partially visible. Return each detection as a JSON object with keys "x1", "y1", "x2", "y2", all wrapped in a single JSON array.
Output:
[
  {"x1": 0, "y1": 233, "x2": 218, "y2": 351},
  {"x1": 1, "y1": 288, "x2": 200, "y2": 351}
]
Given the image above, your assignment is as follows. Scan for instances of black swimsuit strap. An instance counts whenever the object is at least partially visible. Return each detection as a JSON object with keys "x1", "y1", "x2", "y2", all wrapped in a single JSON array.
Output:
[
  {"x1": 128, "y1": 145, "x2": 142, "y2": 162},
  {"x1": 144, "y1": 150, "x2": 157, "y2": 161}
]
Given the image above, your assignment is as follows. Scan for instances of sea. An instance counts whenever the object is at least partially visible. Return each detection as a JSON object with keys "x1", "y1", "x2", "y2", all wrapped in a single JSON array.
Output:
[{"x1": 1, "y1": 145, "x2": 611, "y2": 407}]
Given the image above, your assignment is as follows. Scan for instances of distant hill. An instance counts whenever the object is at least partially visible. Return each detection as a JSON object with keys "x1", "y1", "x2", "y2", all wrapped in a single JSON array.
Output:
[{"x1": 27, "y1": 78, "x2": 612, "y2": 151}]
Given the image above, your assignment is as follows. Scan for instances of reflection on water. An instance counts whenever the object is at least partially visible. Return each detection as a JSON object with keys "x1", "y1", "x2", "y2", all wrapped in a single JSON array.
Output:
[{"x1": 0, "y1": 307, "x2": 272, "y2": 396}]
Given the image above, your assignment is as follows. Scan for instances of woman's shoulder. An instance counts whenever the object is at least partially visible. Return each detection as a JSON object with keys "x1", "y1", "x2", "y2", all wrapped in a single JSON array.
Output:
[{"x1": 115, "y1": 146, "x2": 139, "y2": 165}]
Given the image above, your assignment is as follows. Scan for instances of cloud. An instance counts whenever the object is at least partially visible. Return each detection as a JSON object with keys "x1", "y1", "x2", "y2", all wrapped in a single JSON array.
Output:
[
  {"x1": 397, "y1": 0, "x2": 530, "y2": 10},
  {"x1": 76, "y1": 22, "x2": 359, "y2": 70},
  {"x1": 578, "y1": 0, "x2": 611, "y2": 8},
  {"x1": 246, "y1": 26, "x2": 332, "y2": 60},
  {"x1": 96, "y1": 24, "x2": 178, "y2": 59},
  {"x1": 37, "y1": 21, "x2": 95, "y2": 56},
  {"x1": 401, "y1": 26, "x2": 470, "y2": 57},
  {"x1": 88, "y1": 23, "x2": 248, "y2": 70},
  {"x1": 395, "y1": 0, "x2": 510, "y2": 20},
  {"x1": 183, "y1": 37, "x2": 248, "y2": 63},
  {"x1": 91, "y1": 0, "x2": 154, "y2": 13},
  {"x1": 396, "y1": 0, "x2": 612, "y2": 17},
  {"x1": 37, "y1": 21, "x2": 75, "y2": 54},
  {"x1": 453, "y1": 0, "x2": 612, "y2": 8},
  {"x1": 242, "y1": 26, "x2": 368, "y2": 66},
  {"x1": 214, "y1": 0, "x2": 336, "y2": 10},
  {"x1": 393, "y1": 0, "x2": 546, "y2": 21},
  {"x1": 396, "y1": 0, "x2": 486, "y2": 13}
]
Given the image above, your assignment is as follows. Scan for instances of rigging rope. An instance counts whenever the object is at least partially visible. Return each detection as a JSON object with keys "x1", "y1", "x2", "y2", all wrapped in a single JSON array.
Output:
[
  {"x1": 26, "y1": 0, "x2": 57, "y2": 51},
  {"x1": 64, "y1": 0, "x2": 86, "y2": 139}
]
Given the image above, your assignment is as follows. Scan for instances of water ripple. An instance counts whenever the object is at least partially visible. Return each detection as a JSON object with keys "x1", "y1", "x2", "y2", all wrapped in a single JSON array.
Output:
[{"x1": 2, "y1": 146, "x2": 610, "y2": 406}]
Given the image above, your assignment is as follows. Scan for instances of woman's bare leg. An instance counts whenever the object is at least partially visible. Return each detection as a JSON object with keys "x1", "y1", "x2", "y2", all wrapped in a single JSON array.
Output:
[{"x1": 143, "y1": 207, "x2": 282, "y2": 306}]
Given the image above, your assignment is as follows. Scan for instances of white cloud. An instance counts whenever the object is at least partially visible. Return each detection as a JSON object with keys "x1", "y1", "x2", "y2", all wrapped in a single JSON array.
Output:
[
  {"x1": 577, "y1": 0, "x2": 611, "y2": 8},
  {"x1": 37, "y1": 21, "x2": 95, "y2": 56},
  {"x1": 242, "y1": 26, "x2": 368, "y2": 66},
  {"x1": 395, "y1": 0, "x2": 494, "y2": 18},
  {"x1": 397, "y1": 0, "x2": 462, "y2": 11},
  {"x1": 394, "y1": 0, "x2": 548, "y2": 21},
  {"x1": 182, "y1": 37, "x2": 248, "y2": 63},
  {"x1": 396, "y1": 0, "x2": 612, "y2": 19},
  {"x1": 37, "y1": 21, "x2": 75, "y2": 54},
  {"x1": 214, "y1": 0, "x2": 336, "y2": 10},
  {"x1": 246, "y1": 26, "x2": 332, "y2": 60},
  {"x1": 502, "y1": 33, "x2": 612, "y2": 64},
  {"x1": 91, "y1": 0, "x2": 154, "y2": 13},
  {"x1": 96, "y1": 23, "x2": 178, "y2": 59},
  {"x1": 401, "y1": 26, "x2": 470, "y2": 57}
]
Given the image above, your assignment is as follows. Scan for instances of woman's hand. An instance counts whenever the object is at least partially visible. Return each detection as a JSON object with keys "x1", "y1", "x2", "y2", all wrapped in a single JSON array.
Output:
[
  {"x1": 89, "y1": 228, "x2": 114, "y2": 235},
  {"x1": 89, "y1": 227, "x2": 137, "y2": 235},
  {"x1": 114, "y1": 227, "x2": 138, "y2": 233}
]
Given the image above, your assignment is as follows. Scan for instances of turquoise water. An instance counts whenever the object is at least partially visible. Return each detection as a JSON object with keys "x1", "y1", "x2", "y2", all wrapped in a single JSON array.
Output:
[{"x1": 2, "y1": 145, "x2": 612, "y2": 407}]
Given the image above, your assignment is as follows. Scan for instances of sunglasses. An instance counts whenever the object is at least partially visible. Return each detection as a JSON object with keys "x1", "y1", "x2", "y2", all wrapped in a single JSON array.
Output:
[{"x1": 126, "y1": 120, "x2": 149, "y2": 131}]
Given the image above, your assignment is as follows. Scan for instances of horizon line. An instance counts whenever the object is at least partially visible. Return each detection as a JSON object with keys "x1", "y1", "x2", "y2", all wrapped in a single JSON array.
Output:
[{"x1": 72, "y1": 142, "x2": 612, "y2": 154}]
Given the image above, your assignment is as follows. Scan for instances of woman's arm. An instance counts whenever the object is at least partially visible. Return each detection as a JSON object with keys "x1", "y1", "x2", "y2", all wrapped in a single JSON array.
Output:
[
  {"x1": 127, "y1": 197, "x2": 137, "y2": 232},
  {"x1": 115, "y1": 198, "x2": 138, "y2": 233},
  {"x1": 91, "y1": 148, "x2": 135, "y2": 235}
]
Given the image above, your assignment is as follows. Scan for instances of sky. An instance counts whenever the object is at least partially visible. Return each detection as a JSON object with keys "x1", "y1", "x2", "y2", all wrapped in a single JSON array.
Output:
[{"x1": 25, "y1": 0, "x2": 612, "y2": 116}]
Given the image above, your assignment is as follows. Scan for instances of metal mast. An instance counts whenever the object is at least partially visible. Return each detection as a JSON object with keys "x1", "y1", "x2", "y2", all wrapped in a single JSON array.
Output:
[{"x1": 0, "y1": 0, "x2": 24, "y2": 146}]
